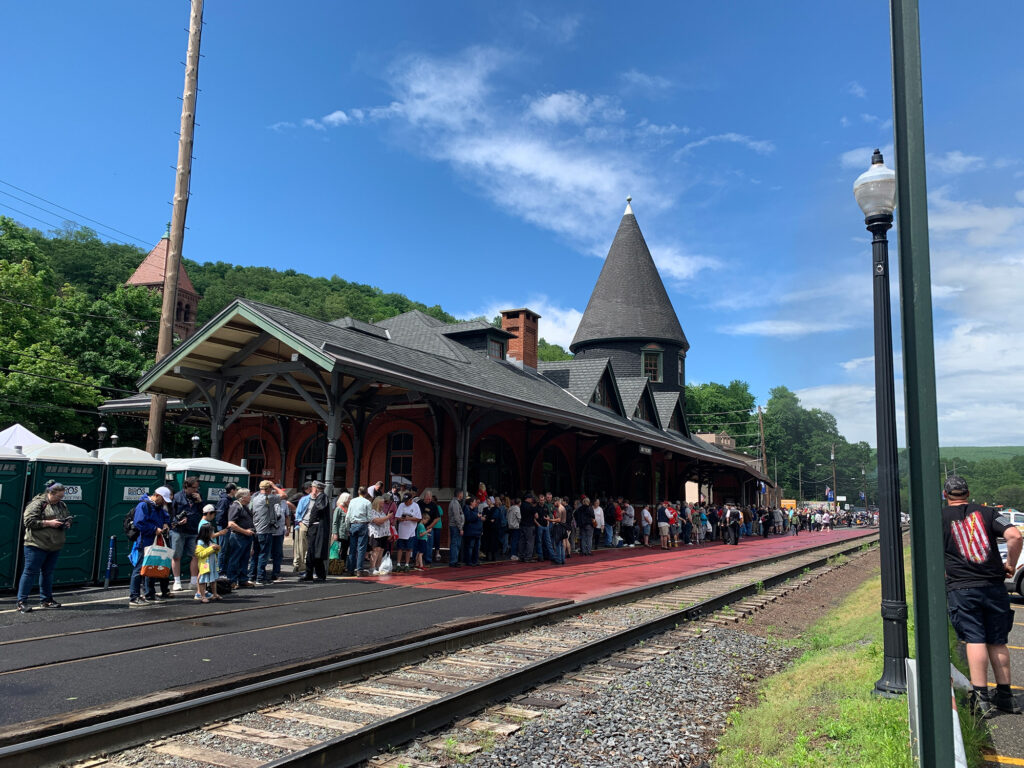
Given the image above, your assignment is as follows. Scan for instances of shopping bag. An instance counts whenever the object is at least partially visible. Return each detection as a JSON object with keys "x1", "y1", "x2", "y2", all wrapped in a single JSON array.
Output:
[
  {"x1": 140, "y1": 534, "x2": 172, "y2": 579},
  {"x1": 378, "y1": 553, "x2": 393, "y2": 575},
  {"x1": 329, "y1": 541, "x2": 341, "y2": 560}
]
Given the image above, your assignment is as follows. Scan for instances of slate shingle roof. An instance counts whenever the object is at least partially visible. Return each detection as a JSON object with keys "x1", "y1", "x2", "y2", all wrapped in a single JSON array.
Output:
[
  {"x1": 653, "y1": 390, "x2": 684, "y2": 432},
  {"x1": 126, "y1": 237, "x2": 198, "y2": 295},
  {"x1": 570, "y1": 205, "x2": 689, "y2": 353},
  {"x1": 132, "y1": 297, "x2": 766, "y2": 480}
]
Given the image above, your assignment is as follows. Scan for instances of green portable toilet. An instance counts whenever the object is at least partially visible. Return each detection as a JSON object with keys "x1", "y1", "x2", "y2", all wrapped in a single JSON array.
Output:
[
  {"x1": 24, "y1": 442, "x2": 105, "y2": 586},
  {"x1": 163, "y1": 458, "x2": 248, "y2": 573},
  {"x1": 96, "y1": 447, "x2": 166, "y2": 583},
  {"x1": 0, "y1": 447, "x2": 29, "y2": 590}
]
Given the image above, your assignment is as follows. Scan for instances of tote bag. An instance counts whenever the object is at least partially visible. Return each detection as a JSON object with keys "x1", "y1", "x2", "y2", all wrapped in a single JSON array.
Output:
[{"x1": 140, "y1": 534, "x2": 173, "y2": 579}]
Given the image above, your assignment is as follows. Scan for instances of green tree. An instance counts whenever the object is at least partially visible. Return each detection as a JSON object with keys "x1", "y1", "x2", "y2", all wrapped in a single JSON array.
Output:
[
  {"x1": 538, "y1": 338, "x2": 573, "y2": 361},
  {"x1": 686, "y1": 380, "x2": 757, "y2": 450}
]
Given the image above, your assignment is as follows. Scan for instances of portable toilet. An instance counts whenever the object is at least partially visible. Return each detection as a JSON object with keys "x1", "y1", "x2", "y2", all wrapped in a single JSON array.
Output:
[
  {"x1": 24, "y1": 443, "x2": 105, "y2": 586},
  {"x1": 0, "y1": 447, "x2": 29, "y2": 590},
  {"x1": 96, "y1": 447, "x2": 166, "y2": 583},
  {"x1": 163, "y1": 458, "x2": 248, "y2": 574}
]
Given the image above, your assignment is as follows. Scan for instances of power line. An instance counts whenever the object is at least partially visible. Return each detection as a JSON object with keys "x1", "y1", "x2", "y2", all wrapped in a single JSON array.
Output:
[
  {"x1": 0, "y1": 366, "x2": 139, "y2": 396},
  {"x1": 0, "y1": 201, "x2": 66, "y2": 232},
  {"x1": 1, "y1": 347, "x2": 152, "y2": 382},
  {"x1": 0, "y1": 395, "x2": 102, "y2": 418},
  {"x1": 0, "y1": 295, "x2": 161, "y2": 325},
  {"x1": 0, "y1": 178, "x2": 155, "y2": 248}
]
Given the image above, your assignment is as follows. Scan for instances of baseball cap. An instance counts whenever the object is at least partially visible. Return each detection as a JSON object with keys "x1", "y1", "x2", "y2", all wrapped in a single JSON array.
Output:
[
  {"x1": 402, "y1": 491, "x2": 413, "y2": 501},
  {"x1": 155, "y1": 486, "x2": 173, "y2": 504},
  {"x1": 944, "y1": 475, "x2": 969, "y2": 496},
  {"x1": 202, "y1": 504, "x2": 216, "y2": 514}
]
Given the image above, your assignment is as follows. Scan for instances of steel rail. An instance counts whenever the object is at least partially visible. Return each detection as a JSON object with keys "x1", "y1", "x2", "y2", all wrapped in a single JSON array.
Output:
[{"x1": 0, "y1": 531, "x2": 877, "y2": 768}]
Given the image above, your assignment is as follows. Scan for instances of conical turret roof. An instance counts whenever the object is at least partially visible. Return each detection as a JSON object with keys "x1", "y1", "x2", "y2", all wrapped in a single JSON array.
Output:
[{"x1": 570, "y1": 201, "x2": 689, "y2": 353}]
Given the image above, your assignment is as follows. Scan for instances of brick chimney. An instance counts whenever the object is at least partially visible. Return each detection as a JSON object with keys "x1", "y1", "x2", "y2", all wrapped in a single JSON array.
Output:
[{"x1": 500, "y1": 308, "x2": 541, "y2": 370}]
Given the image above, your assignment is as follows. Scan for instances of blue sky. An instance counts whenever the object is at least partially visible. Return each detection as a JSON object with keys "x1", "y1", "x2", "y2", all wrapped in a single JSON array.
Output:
[{"x1": 3, "y1": 2, "x2": 1024, "y2": 446}]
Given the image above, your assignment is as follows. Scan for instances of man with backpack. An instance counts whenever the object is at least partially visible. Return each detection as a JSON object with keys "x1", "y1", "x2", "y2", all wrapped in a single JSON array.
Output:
[{"x1": 128, "y1": 488, "x2": 172, "y2": 607}]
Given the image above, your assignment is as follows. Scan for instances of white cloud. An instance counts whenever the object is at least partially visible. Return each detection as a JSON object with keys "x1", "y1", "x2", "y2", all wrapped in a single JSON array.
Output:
[
  {"x1": 675, "y1": 132, "x2": 775, "y2": 158},
  {"x1": 521, "y1": 10, "x2": 581, "y2": 43},
  {"x1": 840, "y1": 116, "x2": 850, "y2": 128},
  {"x1": 860, "y1": 113, "x2": 893, "y2": 130},
  {"x1": 929, "y1": 186, "x2": 1024, "y2": 247},
  {"x1": 620, "y1": 69, "x2": 672, "y2": 93},
  {"x1": 840, "y1": 144, "x2": 893, "y2": 170},
  {"x1": 840, "y1": 355, "x2": 873, "y2": 372},
  {"x1": 1017, "y1": 190, "x2": 1024, "y2": 205},
  {"x1": 930, "y1": 150, "x2": 985, "y2": 174},
  {"x1": 321, "y1": 110, "x2": 351, "y2": 127},
  {"x1": 527, "y1": 91, "x2": 622, "y2": 125},
  {"x1": 268, "y1": 121, "x2": 295, "y2": 131},
  {"x1": 721, "y1": 319, "x2": 855, "y2": 338},
  {"x1": 649, "y1": 241, "x2": 721, "y2": 284},
  {"x1": 301, "y1": 118, "x2": 326, "y2": 131},
  {"x1": 846, "y1": 81, "x2": 867, "y2": 99}
]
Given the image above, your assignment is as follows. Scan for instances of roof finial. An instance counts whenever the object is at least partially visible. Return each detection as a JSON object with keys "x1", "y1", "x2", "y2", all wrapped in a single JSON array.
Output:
[
  {"x1": 163, "y1": 222, "x2": 171, "y2": 239},
  {"x1": 624, "y1": 195, "x2": 634, "y2": 215}
]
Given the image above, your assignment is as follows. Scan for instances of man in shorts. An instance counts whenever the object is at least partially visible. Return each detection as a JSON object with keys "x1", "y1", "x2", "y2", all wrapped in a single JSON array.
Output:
[
  {"x1": 394, "y1": 492, "x2": 421, "y2": 572},
  {"x1": 942, "y1": 475, "x2": 1023, "y2": 715}
]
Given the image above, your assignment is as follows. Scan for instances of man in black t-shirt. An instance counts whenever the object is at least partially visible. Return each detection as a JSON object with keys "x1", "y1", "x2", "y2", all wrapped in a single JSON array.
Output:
[{"x1": 942, "y1": 475, "x2": 1023, "y2": 715}]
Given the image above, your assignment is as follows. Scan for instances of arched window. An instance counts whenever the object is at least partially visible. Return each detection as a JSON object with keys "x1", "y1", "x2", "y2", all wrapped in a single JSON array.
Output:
[
  {"x1": 175, "y1": 301, "x2": 183, "y2": 322},
  {"x1": 244, "y1": 437, "x2": 266, "y2": 490},
  {"x1": 297, "y1": 431, "x2": 347, "y2": 490},
  {"x1": 386, "y1": 431, "x2": 414, "y2": 486},
  {"x1": 540, "y1": 445, "x2": 571, "y2": 497},
  {"x1": 581, "y1": 454, "x2": 611, "y2": 499},
  {"x1": 470, "y1": 435, "x2": 519, "y2": 496},
  {"x1": 183, "y1": 304, "x2": 191, "y2": 323}
]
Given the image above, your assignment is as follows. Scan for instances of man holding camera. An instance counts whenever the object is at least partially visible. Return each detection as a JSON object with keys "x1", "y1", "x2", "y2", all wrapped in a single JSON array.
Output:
[
  {"x1": 16, "y1": 480, "x2": 72, "y2": 613},
  {"x1": 171, "y1": 477, "x2": 204, "y2": 592}
]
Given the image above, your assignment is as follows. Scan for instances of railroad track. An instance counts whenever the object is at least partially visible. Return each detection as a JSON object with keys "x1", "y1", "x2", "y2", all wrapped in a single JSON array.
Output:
[{"x1": 0, "y1": 532, "x2": 878, "y2": 768}]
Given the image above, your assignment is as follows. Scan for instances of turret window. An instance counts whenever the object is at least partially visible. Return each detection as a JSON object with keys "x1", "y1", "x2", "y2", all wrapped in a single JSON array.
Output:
[{"x1": 642, "y1": 351, "x2": 662, "y2": 383}]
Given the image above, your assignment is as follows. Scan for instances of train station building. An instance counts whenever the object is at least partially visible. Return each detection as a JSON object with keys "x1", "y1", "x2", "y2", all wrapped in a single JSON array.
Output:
[{"x1": 104, "y1": 202, "x2": 770, "y2": 505}]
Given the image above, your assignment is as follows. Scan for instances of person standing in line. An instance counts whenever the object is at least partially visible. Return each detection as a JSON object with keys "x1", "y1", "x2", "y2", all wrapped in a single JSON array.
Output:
[
  {"x1": 506, "y1": 497, "x2": 521, "y2": 561},
  {"x1": 16, "y1": 481, "x2": 72, "y2": 613},
  {"x1": 332, "y1": 491, "x2": 352, "y2": 574},
  {"x1": 127, "y1": 487, "x2": 172, "y2": 607},
  {"x1": 518, "y1": 492, "x2": 538, "y2": 562},
  {"x1": 367, "y1": 494, "x2": 392, "y2": 574},
  {"x1": 270, "y1": 488, "x2": 291, "y2": 581},
  {"x1": 196, "y1": 504, "x2": 223, "y2": 601},
  {"x1": 462, "y1": 495, "x2": 483, "y2": 566},
  {"x1": 575, "y1": 496, "x2": 595, "y2": 556},
  {"x1": 170, "y1": 477, "x2": 203, "y2": 592},
  {"x1": 942, "y1": 475, "x2": 1023, "y2": 715},
  {"x1": 291, "y1": 481, "x2": 312, "y2": 574},
  {"x1": 448, "y1": 490, "x2": 465, "y2": 567},
  {"x1": 249, "y1": 480, "x2": 283, "y2": 585},
  {"x1": 394, "y1": 492, "x2": 422, "y2": 572},
  {"x1": 226, "y1": 489, "x2": 256, "y2": 587},
  {"x1": 620, "y1": 500, "x2": 636, "y2": 546},
  {"x1": 418, "y1": 490, "x2": 442, "y2": 565},
  {"x1": 593, "y1": 499, "x2": 605, "y2": 550},
  {"x1": 345, "y1": 487, "x2": 373, "y2": 576},
  {"x1": 301, "y1": 481, "x2": 331, "y2": 582},
  {"x1": 215, "y1": 482, "x2": 237, "y2": 573},
  {"x1": 640, "y1": 504, "x2": 653, "y2": 547}
]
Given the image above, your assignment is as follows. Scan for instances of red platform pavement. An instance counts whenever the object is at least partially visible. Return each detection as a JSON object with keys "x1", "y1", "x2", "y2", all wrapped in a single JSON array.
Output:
[{"x1": 363, "y1": 527, "x2": 875, "y2": 602}]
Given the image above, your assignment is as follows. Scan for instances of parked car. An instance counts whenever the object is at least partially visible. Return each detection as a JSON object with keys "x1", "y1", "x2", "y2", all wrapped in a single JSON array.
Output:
[{"x1": 1000, "y1": 541, "x2": 1024, "y2": 597}]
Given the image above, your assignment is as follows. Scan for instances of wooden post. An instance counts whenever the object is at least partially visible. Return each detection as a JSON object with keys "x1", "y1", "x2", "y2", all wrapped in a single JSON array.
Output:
[{"x1": 147, "y1": 0, "x2": 204, "y2": 455}]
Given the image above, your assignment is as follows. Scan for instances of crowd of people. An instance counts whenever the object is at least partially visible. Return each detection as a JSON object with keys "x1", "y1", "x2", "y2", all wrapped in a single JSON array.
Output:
[{"x1": 13, "y1": 475, "x2": 864, "y2": 612}]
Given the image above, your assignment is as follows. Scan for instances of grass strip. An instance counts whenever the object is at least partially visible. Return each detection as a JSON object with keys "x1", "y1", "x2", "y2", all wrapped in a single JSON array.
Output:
[{"x1": 715, "y1": 549, "x2": 991, "y2": 767}]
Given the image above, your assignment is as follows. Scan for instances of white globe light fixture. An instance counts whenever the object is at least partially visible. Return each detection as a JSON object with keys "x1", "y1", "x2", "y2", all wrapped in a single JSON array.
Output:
[{"x1": 854, "y1": 149, "x2": 897, "y2": 219}]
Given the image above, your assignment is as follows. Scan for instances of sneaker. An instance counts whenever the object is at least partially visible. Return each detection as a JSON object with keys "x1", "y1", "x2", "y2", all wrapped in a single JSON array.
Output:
[
  {"x1": 969, "y1": 689, "x2": 995, "y2": 717},
  {"x1": 204, "y1": 591, "x2": 214, "y2": 599},
  {"x1": 510, "y1": 555, "x2": 519, "y2": 561},
  {"x1": 357, "y1": 570, "x2": 371, "y2": 576},
  {"x1": 189, "y1": 578, "x2": 199, "y2": 587},
  {"x1": 128, "y1": 597, "x2": 149, "y2": 608},
  {"x1": 16, "y1": 601, "x2": 33, "y2": 613},
  {"x1": 172, "y1": 579, "x2": 184, "y2": 591},
  {"x1": 193, "y1": 593, "x2": 206, "y2": 601},
  {"x1": 39, "y1": 599, "x2": 61, "y2": 609},
  {"x1": 993, "y1": 689, "x2": 1022, "y2": 714},
  {"x1": 150, "y1": 594, "x2": 164, "y2": 603}
]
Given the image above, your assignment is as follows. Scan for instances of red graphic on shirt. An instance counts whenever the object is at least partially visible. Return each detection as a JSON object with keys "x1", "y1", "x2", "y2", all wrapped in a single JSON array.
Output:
[{"x1": 951, "y1": 511, "x2": 991, "y2": 564}]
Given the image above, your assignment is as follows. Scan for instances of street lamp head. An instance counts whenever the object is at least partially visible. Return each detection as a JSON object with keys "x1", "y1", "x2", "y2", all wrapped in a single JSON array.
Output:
[
  {"x1": 97, "y1": 424, "x2": 108, "y2": 437},
  {"x1": 191, "y1": 434, "x2": 201, "y2": 444},
  {"x1": 854, "y1": 149, "x2": 896, "y2": 218}
]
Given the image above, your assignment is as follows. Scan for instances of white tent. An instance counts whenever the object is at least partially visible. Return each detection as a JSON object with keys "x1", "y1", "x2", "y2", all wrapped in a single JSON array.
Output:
[{"x1": 0, "y1": 423, "x2": 47, "y2": 450}]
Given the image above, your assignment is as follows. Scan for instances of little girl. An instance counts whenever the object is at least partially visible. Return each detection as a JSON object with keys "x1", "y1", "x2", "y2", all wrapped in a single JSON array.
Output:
[{"x1": 194, "y1": 522, "x2": 221, "y2": 603}]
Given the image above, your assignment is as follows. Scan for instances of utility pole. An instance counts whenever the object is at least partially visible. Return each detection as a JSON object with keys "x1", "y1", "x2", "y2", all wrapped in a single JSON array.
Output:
[
  {"x1": 798, "y1": 463, "x2": 803, "y2": 505},
  {"x1": 831, "y1": 443, "x2": 838, "y2": 514},
  {"x1": 147, "y1": 0, "x2": 204, "y2": 456}
]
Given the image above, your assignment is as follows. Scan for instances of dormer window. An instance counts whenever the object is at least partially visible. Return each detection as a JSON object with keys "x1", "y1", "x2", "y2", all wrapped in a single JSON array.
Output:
[
  {"x1": 634, "y1": 395, "x2": 652, "y2": 423},
  {"x1": 488, "y1": 338, "x2": 506, "y2": 360},
  {"x1": 592, "y1": 376, "x2": 613, "y2": 407}
]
